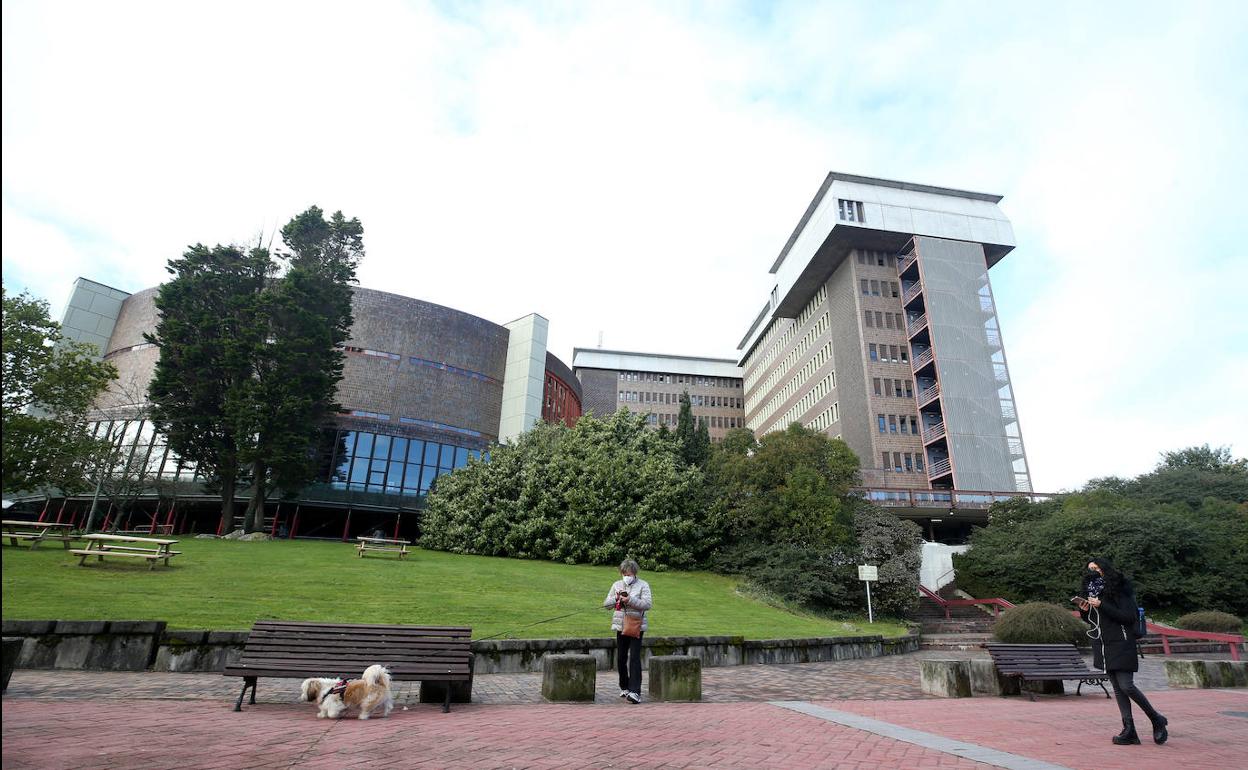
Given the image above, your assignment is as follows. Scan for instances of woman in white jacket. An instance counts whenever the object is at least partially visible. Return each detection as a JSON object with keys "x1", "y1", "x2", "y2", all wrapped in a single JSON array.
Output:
[{"x1": 603, "y1": 559, "x2": 652, "y2": 703}]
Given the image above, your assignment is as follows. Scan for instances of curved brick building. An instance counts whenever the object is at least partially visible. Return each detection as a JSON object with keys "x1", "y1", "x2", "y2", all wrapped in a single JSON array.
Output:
[{"x1": 59, "y1": 278, "x2": 579, "y2": 535}]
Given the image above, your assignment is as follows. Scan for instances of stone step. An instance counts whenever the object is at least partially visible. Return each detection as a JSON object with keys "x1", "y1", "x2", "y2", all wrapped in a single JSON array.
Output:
[{"x1": 919, "y1": 633, "x2": 993, "y2": 651}]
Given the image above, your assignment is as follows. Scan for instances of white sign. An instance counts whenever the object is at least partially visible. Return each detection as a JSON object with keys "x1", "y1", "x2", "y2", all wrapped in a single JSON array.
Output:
[{"x1": 858, "y1": 565, "x2": 878, "y2": 581}]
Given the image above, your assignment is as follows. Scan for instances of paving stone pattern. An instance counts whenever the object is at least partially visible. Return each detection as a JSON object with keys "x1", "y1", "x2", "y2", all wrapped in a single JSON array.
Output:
[{"x1": 4, "y1": 651, "x2": 1246, "y2": 769}]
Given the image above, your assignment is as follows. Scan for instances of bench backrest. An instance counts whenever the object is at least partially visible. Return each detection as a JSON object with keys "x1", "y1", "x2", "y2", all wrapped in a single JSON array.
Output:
[
  {"x1": 231, "y1": 620, "x2": 473, "y2": 681},
  {"x1": 985, "y1": 643, "x2": 1089, "y2": 674}
]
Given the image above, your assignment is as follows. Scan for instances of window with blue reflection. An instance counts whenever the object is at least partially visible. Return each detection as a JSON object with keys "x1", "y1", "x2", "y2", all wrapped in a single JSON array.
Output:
[
  {"x1": 407, "y1": 440, "x2": 424, "y2": 464},
  {"x1": 424, "y1": 442, "x2": 440, "y2": 466},
  {"x1": 392, "y1": 437, "x2": 407, "y2": 463},
  {"x1": 373, "y1": 434, "x2": 391, "y2": 461},
  {"x1": 454, "y1": 447, "x2": 468, "y2": 468},
  {"x1": 419, "y1": 466, "x2": 435, "y2": 492},
  {"x1": 386, "y1": 461, "x2": 405, "y2": 490},
  {"x1": 439, "y1": 444, "x2": 454, "y2": 470},
  {"x1": 356, "y1": 432, "x2": 373, "y2": 460}
]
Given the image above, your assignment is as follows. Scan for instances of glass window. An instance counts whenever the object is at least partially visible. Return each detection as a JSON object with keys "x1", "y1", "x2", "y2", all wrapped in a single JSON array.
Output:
[
  {"x1": 355, "y1": 432, "x2": 374, "y2": 460},
  {"x1": 424, "y1": 442, "x2": 440, "y2": 466},
  {"x1": 877, "y1": 414, "x2": 886, "y2": 433},
  {"x1": 373, "y1": 434, "x2": 391, "y2": 461},
  {"x1": 404, "y1": 463, "x2": 421, "y2": 491},
  {"x1": 894, "y1": 452, "x2": 903, "y2": 472},
  {"x1": 860, "y1": 279, "x2": 869, "y2": 295},
  {"x1": 387, "y1": 461, "x2": 405, "y2": 490},
  {"x1": 873, "y1": 378, "x2": 881, "y2": 396},
  {"x1": 391, "y1": 437, "x2": 408, "y2": 462},
  {"x1": 406, "y1": 439, "x2": 424, "y2": 463},
  {"x1": 419, "y1": 466, "x2": 436, "y2": 492},
  {"x1": 439, "y1": 444, "x2": 455, "y2": 469},
  {"x1": 454, "y1": 447, "x2": 469, "y2": 468},
  {"x1": 869, "y1": 344, "x2": 878, "y2": 362},
  {"x1": 889, "y1": 415, "x2": 898, "y2": 433},
  {"x1": 881, "y1": 452, "x2": 890, "y2": 469},
  {"x1": 864, "y1": 311, "x2": 873, "y2": 327},
  {"x1": 349, "y1": 456, "x2": 368, "y2": 487},
  {"x1": 905, "y1": 454, "x2": 914, "y2": 472}
]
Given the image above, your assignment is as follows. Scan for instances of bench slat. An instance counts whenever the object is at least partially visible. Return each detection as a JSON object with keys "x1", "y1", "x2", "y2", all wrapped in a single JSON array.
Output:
[
  {"x1": 68, "y1": 550, "x2": 177, "y2": 560},
  {"x1": 251, "y1": 620, "x2": 469, "y2": 633}
]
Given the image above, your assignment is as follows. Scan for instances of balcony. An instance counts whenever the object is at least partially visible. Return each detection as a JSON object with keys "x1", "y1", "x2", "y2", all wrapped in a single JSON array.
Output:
[
  {"x1": 902, "y1": 282, "x2": 923, "y2": 305},
  {"x1": 928, "y1": 458, "x2": 952, "y2": 480},
  {"x1": 898, "y1": 252, "x2": 918, "y2": 275},
  {"x1": 922, "y1": 421, "x2": 946, "y2": 443},
  {"x1": 917, "y1": 382, "x2": 940, "y2": 406},
  {"x1": 907, "y1": 314, "x2": 928, "y2": 336},
  {"x1": 911, "y1": 347, "x2": 934, "y2": 372}
]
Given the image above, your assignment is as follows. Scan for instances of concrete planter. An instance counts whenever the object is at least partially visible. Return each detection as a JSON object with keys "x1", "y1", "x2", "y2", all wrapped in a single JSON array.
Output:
[
  {"x1": 647, "y1": 655, "x2": 701, "y2": 702},
  {"x1": 2, "y1": 620, "x2": 165, "y2": 671},
  {"x1": 1165, "y1": 659, "x2": 1248, "y2": 689},
  {"x1": 919, "y1": 659, "x2": 972, "y2": 698},
  {"x1": 2, "y1": 637, "x2": 21, "y2": 691},
  {"x1": 541, "y1": 654, "x2": 596, "y2": 702},
  {"x1": 968, "y1": 659, "x2": 1020, "y2": 696}
]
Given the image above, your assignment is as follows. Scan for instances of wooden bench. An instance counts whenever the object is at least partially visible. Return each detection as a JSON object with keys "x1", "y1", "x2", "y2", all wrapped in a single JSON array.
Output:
[
  {"x1": 69, "y1": 534, "x2": 180, "y2": 570},
  {"x1": 984, "y1": 643, "x2": 1109, "y2": 701},
  {"x1": 223, "y1": 620, "x2": 473, "y2": 713},
  {"x1": 3, "y1": 520, "x2": 76, "y2": 549},
  {"x1": 356, "y1": 536, "x2": 411, "y2": 559}
]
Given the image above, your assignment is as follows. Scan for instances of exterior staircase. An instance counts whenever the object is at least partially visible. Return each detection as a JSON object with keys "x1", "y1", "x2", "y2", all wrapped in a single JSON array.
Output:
[{"x1": 916, "y1": 584, "x2": 1000, "y2": 650}]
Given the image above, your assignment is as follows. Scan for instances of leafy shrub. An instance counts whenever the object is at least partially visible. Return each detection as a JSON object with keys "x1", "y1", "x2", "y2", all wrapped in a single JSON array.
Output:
[
  {"x1": 992, "y1": 602, "x2": 1087, "y2": 645},
  {"x1": 1174, "y1": 610, "x2": 1244, "y2": 634},
  {"x1": 420, "y1": 410, "x2": 717, "y2": 569}
]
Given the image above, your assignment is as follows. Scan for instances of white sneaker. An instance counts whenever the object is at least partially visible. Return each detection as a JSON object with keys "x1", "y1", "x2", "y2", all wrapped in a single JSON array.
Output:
[
  {"x1": 626, "y1": 692, "x2": 641, "y2": 704},
  {"x1": 619, "y1": 689, "x2": 629, "y2": 698}
]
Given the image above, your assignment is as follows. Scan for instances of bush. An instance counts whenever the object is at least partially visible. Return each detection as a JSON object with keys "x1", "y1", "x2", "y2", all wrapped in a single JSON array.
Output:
[
  {"x1": 992, "y1": 602, "x2": 1088, "y2": 645},
  {"x1": 1174, "y1": 610, "x2": 1244, "y2": 634}
]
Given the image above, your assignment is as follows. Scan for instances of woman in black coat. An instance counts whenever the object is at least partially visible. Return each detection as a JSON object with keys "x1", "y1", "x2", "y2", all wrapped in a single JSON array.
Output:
[{"x1": 1075, "y1": 557, "x2": 1168, "y2": 745}]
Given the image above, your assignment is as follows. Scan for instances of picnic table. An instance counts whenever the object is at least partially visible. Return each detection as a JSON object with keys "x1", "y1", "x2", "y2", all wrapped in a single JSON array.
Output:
[
  {"x1": 69, "y1": 533, "x2": 181, "y2": 570},
  {"x1": 356, "y1": 536, "x2": 411, "y2": 559},
  {"x1": 3, "y1": 520, "x2": 76, "y2": 549}
]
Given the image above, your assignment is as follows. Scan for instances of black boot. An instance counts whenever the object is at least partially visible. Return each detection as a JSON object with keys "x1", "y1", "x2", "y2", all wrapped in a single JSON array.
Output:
[
  {"x1": 1112, "y1": 719, "x2": 1141, "y2": 745},
  {"x1": 1149, "y1": 714, "x2": 1168, "y2": 745}
]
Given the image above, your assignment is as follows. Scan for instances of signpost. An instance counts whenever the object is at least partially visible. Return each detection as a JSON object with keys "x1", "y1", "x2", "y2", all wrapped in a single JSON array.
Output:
[{"x1": 858, "y1": 565, "x2": 879, "y2": 623}]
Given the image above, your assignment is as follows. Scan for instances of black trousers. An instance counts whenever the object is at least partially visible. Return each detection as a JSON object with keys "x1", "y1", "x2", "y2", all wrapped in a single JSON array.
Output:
[
  {"x1": 616, "y1": 631, "x2": 644, "y2": 694},
  {"x1": 1109, "y1": 670, "x2": 1162, "y2": 724}
]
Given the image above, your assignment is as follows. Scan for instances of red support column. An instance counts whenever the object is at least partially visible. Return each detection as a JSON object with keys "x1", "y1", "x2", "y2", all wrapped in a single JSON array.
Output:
[
  {"x1": 55, "y1": 498, "x2": 68, "y2": 523},
  {"x1": 290, "y1": 507, "x2": 300, "y2": 539},
  {"x1": 393, "y1": 512, "x2": 401, "y2": 540},
  {"x1": 149, "y1": 501, "x2": 161, "y2": 534},
  {"x1": 216, "y1": 510, "x2": 226, "y2": 537},
  {"x1": 271, "y1": 504, "x2": 281, "y2": 537},
  {"x1": 101, "y1": 503, "x2": 115, "y2": 532},
  {"x1": 341, "y1": 509, "x2": 352, "y2": 542},
  {"x1": 164, "y1": 502, "x2": 175, "y2": 534}
]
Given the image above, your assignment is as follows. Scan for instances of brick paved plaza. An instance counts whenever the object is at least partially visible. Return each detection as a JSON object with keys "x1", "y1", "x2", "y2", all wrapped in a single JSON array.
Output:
[{"x1": 4, "y1": 650, "x2": 1246, "y2": 769}]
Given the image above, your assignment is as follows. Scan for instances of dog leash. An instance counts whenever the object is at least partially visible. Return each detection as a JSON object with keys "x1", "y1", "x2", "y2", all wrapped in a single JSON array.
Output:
[{"x1": 476, "y1": 607, "x2": 604, "y2": 641}]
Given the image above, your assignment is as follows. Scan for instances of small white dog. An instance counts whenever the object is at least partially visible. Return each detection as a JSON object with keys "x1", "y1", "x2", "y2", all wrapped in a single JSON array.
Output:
[{"x1": 299, "y1": 664, "x2": 394, "y2": 720}]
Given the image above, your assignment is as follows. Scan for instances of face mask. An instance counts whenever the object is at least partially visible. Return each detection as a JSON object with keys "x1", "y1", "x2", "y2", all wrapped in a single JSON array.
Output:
[
  {"x1": 1085, "y1": 569, "x2": 1100, "y2": 579},
  {"x1": 623, "y1": 575, "x2": 636, "y2": 585}
]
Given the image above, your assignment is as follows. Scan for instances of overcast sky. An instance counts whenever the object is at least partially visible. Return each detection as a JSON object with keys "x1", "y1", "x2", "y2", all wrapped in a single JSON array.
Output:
[{"x1": 3, "y1": 1, "x2": 1245, "y2": 492}]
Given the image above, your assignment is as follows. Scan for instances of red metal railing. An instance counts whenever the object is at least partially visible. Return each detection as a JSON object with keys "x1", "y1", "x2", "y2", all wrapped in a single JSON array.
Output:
[
  {"x1": 1067, "y1": 612, "x2": 1244, "y2": 661},
  {"x1": 907, "y1": 314, "x2": 928, "y2": 336},
  {"x1": 903, "y1": 282, "x2": 923, "y2": 304},
  {"x1": 911, "y1": 348, "x2": 934, "y2": 371},
  {"x1": 919, "y1": 584, "x2": 1016, "y2": 620},
  {"x1": 927, "y1": 458, "x2": 952, "y2": 478},
  {"x1": 898, "y1": 252, "x2": 918, "y2": 274},
  {"x1": 853, "y1": 487, "x2": 1058, "y2": 509},
  {"x1": 922, "y1": 422, "x2": 946, "y2": 443}
]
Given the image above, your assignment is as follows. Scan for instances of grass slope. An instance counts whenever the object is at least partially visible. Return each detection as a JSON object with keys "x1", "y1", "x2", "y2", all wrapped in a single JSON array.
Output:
[{"x1": 1, "y1": 539, "x2": 907, "y2": 640}]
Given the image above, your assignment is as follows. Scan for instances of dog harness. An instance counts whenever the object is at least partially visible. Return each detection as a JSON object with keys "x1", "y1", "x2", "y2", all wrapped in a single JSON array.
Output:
[{"x1": 321, "y1": 678, "x2": 351, "y2": 703}]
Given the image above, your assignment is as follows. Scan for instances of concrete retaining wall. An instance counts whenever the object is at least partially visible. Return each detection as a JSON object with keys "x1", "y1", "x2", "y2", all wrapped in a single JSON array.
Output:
[{"x1": 1, "y1": 620, "x2": 919, "y2": 674}]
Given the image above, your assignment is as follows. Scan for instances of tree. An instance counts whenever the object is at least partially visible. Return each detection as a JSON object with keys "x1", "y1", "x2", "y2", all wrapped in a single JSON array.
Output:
[
  {"x1": 675, "y1": 391, "x2": 697, "y2": 465},
  {"x1": 147, "y1": 243, "x2": 272, "y2": 528},
  {"x1": 236, "y1": 207, "x2": 362, "y2": 531},
  {"x1": 2, "y1": 288, "x2": 116, "y2": 494}
]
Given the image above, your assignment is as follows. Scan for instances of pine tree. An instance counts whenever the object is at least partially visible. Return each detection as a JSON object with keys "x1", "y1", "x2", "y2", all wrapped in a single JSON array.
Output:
[
  {"x1": 676, "y1": 391, "x2": 696, "y2": 465},
  {"x1": 693, "y1": 416, "x2": 711, "y2": 467}
]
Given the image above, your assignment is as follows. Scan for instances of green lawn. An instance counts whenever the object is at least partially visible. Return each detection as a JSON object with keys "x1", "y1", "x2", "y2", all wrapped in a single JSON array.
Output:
[{"x1": 1, "y1": 539, "x2": 908, "y2": 640}]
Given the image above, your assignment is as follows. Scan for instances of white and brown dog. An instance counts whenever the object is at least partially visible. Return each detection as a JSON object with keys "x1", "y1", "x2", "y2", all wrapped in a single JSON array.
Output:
[{"x1": 300, "y1": 664, "x2": 394, "y2": 720}]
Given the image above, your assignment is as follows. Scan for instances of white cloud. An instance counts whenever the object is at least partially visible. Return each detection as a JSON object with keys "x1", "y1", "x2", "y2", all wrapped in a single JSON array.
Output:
[{"x1": 3, "y1": 0, "x2": 1245, "y2": 491}]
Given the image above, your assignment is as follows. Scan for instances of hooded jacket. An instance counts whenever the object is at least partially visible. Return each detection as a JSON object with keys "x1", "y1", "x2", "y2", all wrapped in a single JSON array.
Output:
[{"x1": 1078, "y1": 573, "x2": 1139, "y2": 672}]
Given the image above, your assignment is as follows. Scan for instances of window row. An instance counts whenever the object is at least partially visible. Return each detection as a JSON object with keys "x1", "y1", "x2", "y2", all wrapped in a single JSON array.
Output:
[
  {"x1": 619, "y1": 391, "x2": 743, "y2": 409},
  {"x1": 806, "y1": 401, "x2": 840, "y2": 432},
  {"x1": 868, "y1": 343, "x2": 909, "y2": 364},
  {"x1": 859, "y1": 279, "x2": 899, "y2": 299},
  {"x1": 876, "y1": 413, "x2": 920, "y2": 435},
  {"x1": 872, "y1": 377, "x2": 914, "y2": 399},
  {"x1": 318, "y1": 429, "x2": 485, "y2": 495},
  {"x1": 618, "y1": 371, "x2": 741, "y2": 389},
  {"x1": 857, "y1": 250, "x2": 899, "y2": 268},
  {"x1": 864, "y1": 310, "x2": 906, "y2": 330},
  {"x1": 742, "y1": 285, "x2": 827, "y2": 378},
  {"x1": 838, "y1": 198, "x2": 865, "y2": 223},
  {"x1": 343, "y1": 409, "x2": 484, "y2": 439},
  {"x1": 880, "y1": 451, "x2": 926, "y2": 473},
  {"x1": 745, "y1": 314, "x2": 830, "y2": 413},
  {"x1": 750, "y1": 342, "x2": 836, "y2": 426},
  {"x1": 771, "y1": 372, "x2": 836, "y2": 433},
  {"x1": 641, "y1": 412, "x2": 744, "y2": 430}
]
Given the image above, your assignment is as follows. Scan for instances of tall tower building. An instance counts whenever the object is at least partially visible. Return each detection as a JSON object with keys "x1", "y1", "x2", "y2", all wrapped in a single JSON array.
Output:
[{"x1": 737, "y1": 172, "x2": 1031, "y2": 493}]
